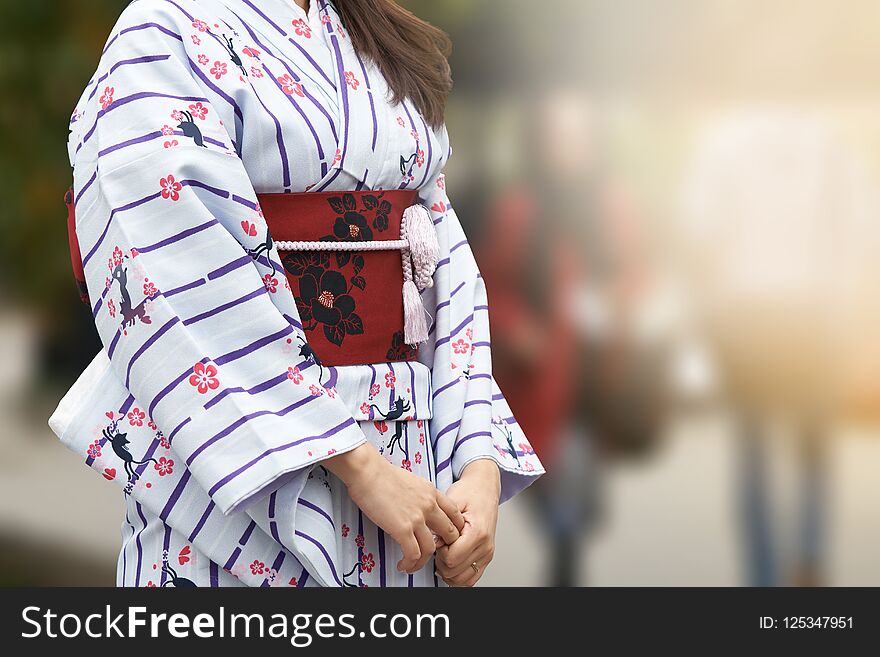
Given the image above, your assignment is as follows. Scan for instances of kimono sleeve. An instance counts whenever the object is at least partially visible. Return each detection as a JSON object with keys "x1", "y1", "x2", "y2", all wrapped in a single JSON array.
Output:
[
  {"x1": 417, "y1": 128, "x2": 545, "y2": 503},
  {"x1": 69, "y1": 3, "x2": 367, "y2": 515}
]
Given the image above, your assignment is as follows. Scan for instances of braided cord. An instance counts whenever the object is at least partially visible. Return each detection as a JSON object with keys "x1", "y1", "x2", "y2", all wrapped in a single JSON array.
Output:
[{"x1": 274, "y1": 239, "x2": 408, "y2": 251}]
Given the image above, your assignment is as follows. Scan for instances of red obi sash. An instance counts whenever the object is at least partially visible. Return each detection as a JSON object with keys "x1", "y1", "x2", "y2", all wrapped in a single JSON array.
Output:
[{"x1": 65, "y1": 187, "x2": 427, "y2": 367}]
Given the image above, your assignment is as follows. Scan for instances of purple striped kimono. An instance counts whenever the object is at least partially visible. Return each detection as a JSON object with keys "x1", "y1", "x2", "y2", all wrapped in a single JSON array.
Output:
[{"x1": 49, "y1": 0, "x2": 543, "y2": 588}]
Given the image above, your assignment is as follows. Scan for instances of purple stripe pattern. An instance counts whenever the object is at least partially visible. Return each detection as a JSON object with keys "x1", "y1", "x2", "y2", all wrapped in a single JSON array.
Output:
[{"x1": 51, "y1": 0, "x2": 542, "y2": 591}]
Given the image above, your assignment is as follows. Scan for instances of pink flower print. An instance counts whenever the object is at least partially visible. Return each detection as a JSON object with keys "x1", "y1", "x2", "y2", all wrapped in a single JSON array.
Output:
[
  {"x1": 288, "y1": 577, "x2": 298, "y2": 587},
  {"x1": 263, "y1": 274, "x2": 278, "y2": 293},
  {"x1": 161, "y1": 124, "x2": 175, "y2": 136},
  {"x1": 401, "y1": 459, "x2": 412, "y2": 472},
  {"x1": 524, "y1": 462, "x2": 535, "y2": 472},
  {"x1": 250, "y1": 560, "x2": 266, "y2": 575},
  {"x1": 436, "y1": 174, "x2": 446, "y2": 189},
  {"x1": 242, "y1": 46, "x2": 260, "y2": 58},
  {"x1": 192, "y1": 19, "x2": 209, "y2": 32},
  {"x1": 159, "y1": 433, "x2": 171, "y2": 450},
  {"x1": 326, "y1": 387, "x2": 338, "y2": 398},
  {"x1": 321, "y1": 15, "x2": 331, "y2": 24},
  {"x1": 341, "y1": 524, "x2": 350, "y2": 538},
  {"x1": 518, "y1": 442, "x2": 535, "y2": 455},
  {"x1": 332, "y1": 148, "x2": 341, "y2": 164},
  {"x1": 99, "y1": 86, "x2": 114, "y2": 109},
  {"x1": 385, "y1": 372, "x2": 396, "y2": 388},
  {"x1": 374, "y1": 420, "x2": 387, "y2": 434},
  {"x1": 336, "y1": 23, "x2": 346, "y2": 39},
  {"x1": 197, "y1": 54, "x2": 209, "y2": 65},
  {"x1": 288, "y1": 366, "x2": 303, "y2": 384},
  {"x1": 128, "y1": 407, "x2": 145, "y2": 427},
  {"x1": 369, "y1": 383, "x2": 381, "y2": 398},
  {"x1": 309, "y1": 384, "x2": 323, "y2": 397},
  {"x1": 189, "y1": 102, "x2": 208, "y2": 120},
  {"x1": 146, "y1": 581, "x2": 156, "y2": 588},
  {"x1": 396, "y1": 116, "x2": 405, "y2": 127},
  {"x1": 361, "y1": 553, "x2": 375, "y2": 573},
  {"x1": 416, "y1": 149, "x2": 425, "y2": 167},
  {"x1": 143, "y1": 278, "x2": 156, "y2": 296},
  {"x1": 355, "y1": 534, "x2": 365, "y2": 549},
  {"x1": 327, "y1": 448, "x2": 337, "y2": 456},
  {"x1": 452, "y1": 338, "x2": 470, "y2": 354},
  {"x1": 277, "y1": 74, "x2": 304, "y2": 97},
  {"x1": 414, "y1": 452, "x2": 422, "y2": 464},
  {"x1": 189, "y1": 362, "x2": 220, "y2": 394},
  {"x1": 163, "y1": 140, "x2": 178, "y2": 149},
  {"x1": 466, "y1": 327, "x2": 473, "y2": 340},
  {"x1": 171, "y1": 109, "x2": 184, "y2": 122},
  {"x1": 250, "y1": 66, "x2": 263, "y2": 78},
  {"x1": 344, "y1": 71, "x2": 359, "y2": 90},
  {"x1": 417, "y1": 420, "x2": 423, "y2": 428},
  {"x1": 210, "y1": 61, "x2": 228, "y2": 79},
  {"x1": 291, "y1": 18, "x2": 312, "y2": 38},
  {"x1": 191, "y1": 34, "x2": 201, "y2": 45},
  {"x1": 107, "y1": 298, "x2": 116, "y2": 318},
  {"x1": 154, "y1": 456, "x2": 174, "y2": 476},
  {"x1": 419, "y1": 434, "x2": 425, "y2": 445},
  {"x1": 112, "y1": 245, "x2": 124, "y2": 266},
  {"x1": 87, "y1": 441, "x2": 102, "y2": 459},
  {"x1": 160, "y1": 175, "x2": 182, "y2": 201},
  {"x1": 359, "y1": 402, "x2": 371, "y2": 416},
  {"x1": 410, "y1": 129, "x2": 419, "y2": 140}
]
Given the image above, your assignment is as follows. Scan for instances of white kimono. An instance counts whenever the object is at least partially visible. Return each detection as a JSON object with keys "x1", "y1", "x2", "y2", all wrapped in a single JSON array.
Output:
[{"x1": 50, "y1": 0, "x2": 543, "y2": 587}]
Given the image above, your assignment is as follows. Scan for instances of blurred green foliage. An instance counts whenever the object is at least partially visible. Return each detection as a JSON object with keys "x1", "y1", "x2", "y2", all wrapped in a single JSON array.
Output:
[{"x1": 0, "y1": 1, "x2": 129, "y2": 308}]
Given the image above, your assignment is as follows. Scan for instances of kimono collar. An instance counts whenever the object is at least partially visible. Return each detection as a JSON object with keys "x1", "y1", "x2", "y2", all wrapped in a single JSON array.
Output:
[
  {"x1": 315, "y1": 0, "x2": 388, "y2": 189},
  {"x1": 215, "y1": 0, "x2": 386, "y2": 189}
]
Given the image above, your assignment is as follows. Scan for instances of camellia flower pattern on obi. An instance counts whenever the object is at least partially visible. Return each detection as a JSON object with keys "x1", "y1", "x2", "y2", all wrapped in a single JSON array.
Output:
[
  {"x1": 49, "y1": 0, "x2": 544, "y2": 588},
  {"x1": 259, "y1": 188, "x2": 421, "y2": 366}
]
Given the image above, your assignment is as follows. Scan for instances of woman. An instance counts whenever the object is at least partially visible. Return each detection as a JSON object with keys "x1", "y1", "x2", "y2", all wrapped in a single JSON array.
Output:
[{"x1": 48, "y1": 0, "x2": 542, "y2": 588}]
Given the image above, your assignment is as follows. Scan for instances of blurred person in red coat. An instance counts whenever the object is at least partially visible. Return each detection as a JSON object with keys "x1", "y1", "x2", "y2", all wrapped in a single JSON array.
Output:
[{"x1": 480, "y1": 87, "x2": 640, "y2": 585}]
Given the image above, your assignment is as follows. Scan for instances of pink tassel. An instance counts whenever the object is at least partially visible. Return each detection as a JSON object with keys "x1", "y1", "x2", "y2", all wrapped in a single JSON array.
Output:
[
  {"x1": 403, "y1": 278, "x2": 429, "y2": 346},
  {"x1": 402, "y1": 204, "x2": 439, "y2": 290}
]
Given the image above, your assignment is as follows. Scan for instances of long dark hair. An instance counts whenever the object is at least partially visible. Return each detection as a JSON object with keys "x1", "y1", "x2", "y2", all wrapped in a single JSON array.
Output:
[{"x1": 333, "y1": 0, "x2": 452, "y2": 128}]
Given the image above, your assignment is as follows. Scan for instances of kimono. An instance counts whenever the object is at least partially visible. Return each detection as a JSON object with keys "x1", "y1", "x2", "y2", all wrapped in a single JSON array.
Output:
[{"x1": 49, "y1": 0, "x2": 543, "y2": 588}]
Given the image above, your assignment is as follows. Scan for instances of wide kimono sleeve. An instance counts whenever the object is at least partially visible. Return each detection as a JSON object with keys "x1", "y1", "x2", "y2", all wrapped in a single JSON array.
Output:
[
  {"x1": 67, "y1": 2, "x2": 367, "y2": 515},
  {"x1": 417, "y1": 128, "x2": 545, "y2": 503}
]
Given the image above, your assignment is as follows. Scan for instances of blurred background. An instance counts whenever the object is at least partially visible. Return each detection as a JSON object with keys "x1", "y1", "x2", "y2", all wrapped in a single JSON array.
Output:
[{"x1": 3, "y1": 0, "x2": 880, "y2": 585}]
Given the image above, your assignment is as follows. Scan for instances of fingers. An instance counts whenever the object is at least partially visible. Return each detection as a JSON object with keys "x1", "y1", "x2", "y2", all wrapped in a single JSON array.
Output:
[
  {"x1": 411, "y1": 525, "x2": 437, "y2": 573},
  {"x1": 435, "y1": 492, "x2": 466, "y2": 533},
  {"x1": 437, "y1": 541, "x2": 491, "y2": 586},
  {"x1": 435, "y1": 521, "x2": 495, "y2": 586},
  {"x1": 436, "y1": 544, "x2": 489, "y2": 582},
  {"x1": 396, "y1": 532, "x2": 421, "y2": 573},
  {"x1": 426, "y1": 503, "x2": 461, "y2": 546},
  {"x1": 438, "y1": 522, "x2": 477, "y2": 568}
]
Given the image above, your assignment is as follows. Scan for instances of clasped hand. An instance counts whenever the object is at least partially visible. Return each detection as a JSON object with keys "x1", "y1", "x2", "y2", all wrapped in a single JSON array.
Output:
[{"x1": 326, "y1": 445, "x2": 500, "y2": 585}]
